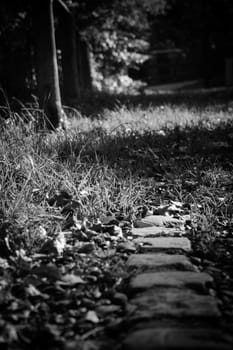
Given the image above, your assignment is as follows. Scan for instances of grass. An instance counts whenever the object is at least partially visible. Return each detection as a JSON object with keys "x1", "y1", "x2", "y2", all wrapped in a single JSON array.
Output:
[
  {"x1": 1, "y1": 89, "x2": 233, "y2": 348},
  {"x1": 1, "y1": 89, "x2": 233, "y2": 254}
]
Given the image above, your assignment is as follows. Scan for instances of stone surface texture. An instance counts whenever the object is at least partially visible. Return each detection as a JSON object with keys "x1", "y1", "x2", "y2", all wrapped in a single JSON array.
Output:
[
  {"x1": 130, "y1": 271, "x2": 213, "y2": 292},
  {"x1": 127, "y1": 253, "x2": 196, "y2": 271},
  {"x1": 132, "y1": 226, "x2": 184, "y2": 237},
  {"x1": 134, "y1": 215, "x2": 184, "y2": 228},
  {"x1": 120, "y1": 215, "x2": 232, "y2": 350},
  {"x1": 122, "y1": 328, "x2": 231, "y2": 350},
  {"x1": 128, "y1": 288, "x2": 221, "y2": 319},
  {"x1": 135, "y1": 237, "x2": 191, "y2": 252}
]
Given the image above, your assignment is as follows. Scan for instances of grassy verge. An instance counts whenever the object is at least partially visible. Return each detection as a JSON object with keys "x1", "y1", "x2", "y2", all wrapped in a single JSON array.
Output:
[{"x1": 1, "y1": 91, "x2": 233, "y2": 252}]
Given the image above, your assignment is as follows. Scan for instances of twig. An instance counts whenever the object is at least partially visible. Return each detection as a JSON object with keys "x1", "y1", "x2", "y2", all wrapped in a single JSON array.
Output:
[
  {"x1": 81, "y1": 326, "x2": 104, "y2": 340},
  {"x1": 37, "y1": 214, "x2": 65, "y2": 220}
]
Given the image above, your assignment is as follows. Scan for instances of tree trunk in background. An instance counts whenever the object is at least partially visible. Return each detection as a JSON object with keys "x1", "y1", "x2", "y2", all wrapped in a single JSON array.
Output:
[
  {"x1": 60, "y1": 9, "x2": 80, "y2": 106},
  {"x1": 77, "y1": 35, "x2": 92, "y2": 94},
  {"x1": 32, "y1": 0, "x2": 63, "y2": 129},
  {"x1": 201, "y1": 0, "x2": 211, "y2": 87}
]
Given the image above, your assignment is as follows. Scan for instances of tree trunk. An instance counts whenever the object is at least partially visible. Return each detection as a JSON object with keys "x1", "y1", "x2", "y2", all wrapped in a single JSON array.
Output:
[
  {"x1": 32, "y1": 0, "x2": 63, "y2": 130},
  {"x1": 77, "y1": 35, "x2": 92, "y2": 94},
  {"x1": 60, "y1": 9, "x2": 80, "y2": 106},
  {"x1": 201, "y1": 0, "x2": 211, "y2": 87}
]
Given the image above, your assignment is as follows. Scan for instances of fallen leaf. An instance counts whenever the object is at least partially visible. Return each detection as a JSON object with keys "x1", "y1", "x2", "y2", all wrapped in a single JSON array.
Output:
[
  {"x1": 0, "y1": 257, "x2": 9, "y2": 269},
  {"x1": 72, "y1": 214, "x2": 82, "y2": 230},
  {"x1": 153, "y1": 204, "x2": 170, "y2": 215},
  {"x1": 171, "y1": 200, "x2": 183, "y2": 207},
  {"x1": 100, "y1": 215, "x2": 117, "y2": 225},
  {"x1": 39, "y1": 239, "x2": 58, "y2": 255},
  {"x1": 78, "y1": 242, "x2": 95, "y2": 254},
  {"x1": 85, "y1": 310, "x2": 99, "y2": 324},
  {"x1": 84, "y1": 228, "x2": 98, "y2": 238},
  {"x1": 36, "y1": 225, "x2": 47, "y2": 239},
  {"x1": 167, "y1": 204, "x2": 183, "y2": 213},
  {"x1": 25, "y1": 284, "x2": 41, "y2": 297},
  {"x1": 39, "y1": 232, "x2": 66, "y2": 255},
  {"x1": 2, "y1": 323, "x2": 18, "y2": 343},
  {"x1": 53, "y1": 232, "x2": 66, "y2": 255},
  {"x1": 0, "y1": 236, "x2": 13, "y2": 258},
  {"x1": 59, "y1": 274, "x2": 86, "y2": 286},
  {"x1": 104, "y1": 225, "x2": 123, "y2": 237},
  {"x1": 96, "y1": 304, "x2": 120, "y2": 315},
  {"x1": 47, "y1": 189, "x2": 72, "y2": 207},
  {"x1": 33, "y1": 263, "x2": 61, "y2": 280}
]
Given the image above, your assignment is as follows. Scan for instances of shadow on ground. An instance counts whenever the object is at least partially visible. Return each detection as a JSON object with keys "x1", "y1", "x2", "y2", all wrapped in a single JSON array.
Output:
[
  {"x1": 58, "y1": 113, "x2": 233, "y2": 182},
  {"x1": 77, "y1": 86, "x2": 233, "y2": 118}
]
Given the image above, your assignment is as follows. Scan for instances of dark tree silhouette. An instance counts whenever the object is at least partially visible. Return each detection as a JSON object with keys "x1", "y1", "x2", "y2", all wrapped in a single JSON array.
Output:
[
  {"x1": 60, "y1": 7, "x2": 81, "y2": 106},
  {"x1": 32, "y1": 0, "x2": 63, "y2": 129},
  {"x1": 77, "y1": 35, "x2": 92, "y2": 94}
]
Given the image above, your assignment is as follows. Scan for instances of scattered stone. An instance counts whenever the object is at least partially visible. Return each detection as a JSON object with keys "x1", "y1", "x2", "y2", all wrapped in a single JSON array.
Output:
[
  {"x1": 127, "y1": 254, "x2": 196, "y2": 271},
  {"x1": 127, "y1": 288, "x2": 221, "y2": 319},
  {"x1": 134, "y1": 237, "x2": 191, "y2": 252},
  {"x1": 122, "y1": 328, "x2": 231, "y2": 350},
  {"x1": 117, "y1": 242, "x2": 137, "y2": 253},
  {"x1": 132, "y1": 226, "x2": 183, "y2": 237},
  {"x1": 129, "y1": 271, "x2": 213, "y2": 293},
  {"x1": 134, "y1": 215, "x2": 184, "y2": 228}
]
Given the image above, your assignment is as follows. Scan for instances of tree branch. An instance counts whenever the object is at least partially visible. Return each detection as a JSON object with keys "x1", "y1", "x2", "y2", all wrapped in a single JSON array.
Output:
[{"x1": 55, "y1": 0, "x2": 71, "y2": 14}]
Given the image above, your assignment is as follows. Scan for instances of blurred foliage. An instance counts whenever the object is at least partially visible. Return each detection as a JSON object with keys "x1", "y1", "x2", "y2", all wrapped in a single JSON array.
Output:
[
  {"x1": 73, "y1": 0, "x2": 169, "y2": 91},
  {"x1": 73, "y1": 0, "x2": 169, "y2": 92},
  {"x1": 1, "y1": 0, "x2": 233, "y2": 97},
  {"x1": 0, "y1": 0, "x2": 168, "y2": 96}
]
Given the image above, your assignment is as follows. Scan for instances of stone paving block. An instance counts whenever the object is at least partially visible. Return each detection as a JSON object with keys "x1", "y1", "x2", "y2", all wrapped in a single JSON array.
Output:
[
  {"x1": 132, "y1": 226, "x2": 184, "y2": 237},
  {"x1": 127, "y1": 254, "x2": 196, "y2": 271},
  {"x1": 129, "y1": 271, "x2": 213, "y2": 293},
  {"x1": 122, "y1": 328, "x2": 231, "y2": 350},
  {"x1": 134, "y1": 215, "x2": 184, "y2": 228},
  {"x1": 128, "y1": 288, "x2": 221, "y2": 320},
  {"x1": 135, "y1": 237, "x2": 191, "y2": 252}
]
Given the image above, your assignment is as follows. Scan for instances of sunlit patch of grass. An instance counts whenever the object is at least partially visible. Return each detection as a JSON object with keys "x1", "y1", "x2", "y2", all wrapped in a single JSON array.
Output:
[
  {"x1": 69, "y1": 102, "x2": 233, "y2": 135},
  {"x1": 0, "y1": 114, "x2": 153, "y2": 232}
]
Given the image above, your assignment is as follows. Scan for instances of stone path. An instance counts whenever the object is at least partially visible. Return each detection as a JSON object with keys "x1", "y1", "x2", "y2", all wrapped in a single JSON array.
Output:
[{"x1": 120, "y1": 216, "x2": 232, "y2": 350}]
